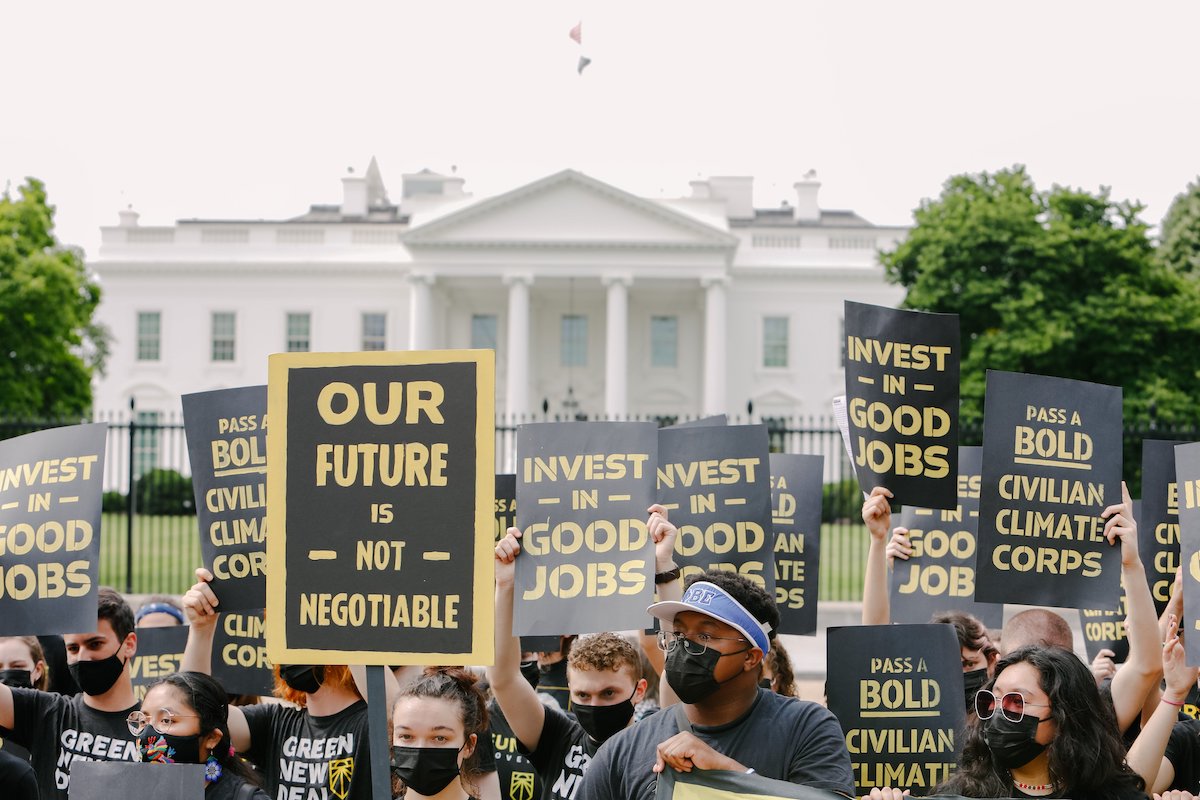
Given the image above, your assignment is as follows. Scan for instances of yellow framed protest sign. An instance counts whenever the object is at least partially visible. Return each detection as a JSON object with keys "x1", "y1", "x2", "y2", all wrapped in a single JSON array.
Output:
[{"x1": 266, "y1": 350, "x2": 495, "y2": 666}]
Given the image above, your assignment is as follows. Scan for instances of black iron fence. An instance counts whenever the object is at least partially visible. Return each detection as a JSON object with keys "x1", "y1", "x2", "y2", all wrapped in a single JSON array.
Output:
[{"x1": 3, "y1": 414, "x2": 1195, "y2": 600}]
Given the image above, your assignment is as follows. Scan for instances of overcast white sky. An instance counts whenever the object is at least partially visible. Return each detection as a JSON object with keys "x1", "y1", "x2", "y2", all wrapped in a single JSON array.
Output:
[{"x1": 3, "y1": 0, "x2": 1198, "y2": 258}]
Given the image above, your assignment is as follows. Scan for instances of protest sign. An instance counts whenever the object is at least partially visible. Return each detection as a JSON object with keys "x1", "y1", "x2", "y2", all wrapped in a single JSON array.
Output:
[
  {"x1": 514, "y1": 421, "x2": 657, "y2": 636},
  {"x1": 0, "y1": 423, "x2": 106, "y2": 636},
  {"x1": 769, "y1": 453, "x2": 822, "y2": 635},
  {"x1": 496, "y1": 474, "x2": 516, "y2": 542},
  {"x1": 1143, "y1": 440, "x2": 1187, "y2": 615},
  {"x1": 1079, "y1": 498, "x2": 1139, "y2": 664},
  {"x1": 212, "y1": 608, "x2": 273, "y2": 695},
  {"x1": 1174, "y1": 442, "x2": 1200, "y2": 665},
  {"x1": 129, "y1": 625, "x2": 188, "y2": 700},
  {"x1": 975, "y1": 371, "x2": 1123, "y2": 610},
  {"x1": 826, "y1": 623, "x2": 965, "y2": 797},
  {"x1": 266, "y1": 350, "x2": 495, "y2": 665},
  {"x1": 843, "y1": 301, "x2": 959, "y2": 509},
  {"x1": 70, "y1": 762, "x2": 204, "y2": 800},
  {"x1": 658, "y1": 424, "x2": 775, "y2": 594},
  {"x1": 656, "y1": 766, "x2": 844, "y2": 800},
  {"x1": 889, "y1": 447, "x2": 1002, "y2": 629},
  {"x1": 183, "y1": 386, "x2": 267, "y2": 611}
]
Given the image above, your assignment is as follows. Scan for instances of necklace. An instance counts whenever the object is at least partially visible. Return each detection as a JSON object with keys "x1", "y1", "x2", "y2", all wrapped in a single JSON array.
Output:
[{"x1": 1012, "y1": 776, "x2": 1053, "y2": 791}]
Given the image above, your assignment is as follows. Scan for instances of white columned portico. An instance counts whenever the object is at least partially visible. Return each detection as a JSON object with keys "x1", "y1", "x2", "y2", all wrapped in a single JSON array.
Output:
[
  {"x1": 407, "y1": 272, "x2": 436, "y2": 350},
  {"x1": 603, "y1": 274, "x2": 632, "y2": 418},
  {"x1": 702, "y1": 276, "x2": 729, "y2": 416},
  {"x1": 504, "y1": 274, "x2": 533, "y2": 421}
]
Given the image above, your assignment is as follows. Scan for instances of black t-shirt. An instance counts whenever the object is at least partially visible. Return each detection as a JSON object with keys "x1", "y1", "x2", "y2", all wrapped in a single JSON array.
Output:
[
  {"x1": 242, "y1": 699, "x2": 371, "y2": 800},
  {"x1": 520, "y1": 703, "x2": 595, "y2": 800},
  {"x1": 0, "y1": 747, "x2": 37, "y2": 800},
  {"x1": 206, "y1": 771, "x2": 272, "y2": 800},
  {"x1": 6, "y1": 688, "x2": 139, "y2": 800},
  {"x1": 490, "y1": 699, "x2": 543, "y2": 800},
  {"x1": 577, "y1": 688, "x2": 855, "y2": 800},
  {"x1": 1166, "y1": 717, "x2": 1200, "y2": 791}
]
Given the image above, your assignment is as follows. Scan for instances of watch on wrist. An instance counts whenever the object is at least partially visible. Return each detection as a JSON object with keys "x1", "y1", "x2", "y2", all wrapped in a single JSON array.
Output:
[{"x1": 655, "y1": 566, "x2": 682, "y2": 584}]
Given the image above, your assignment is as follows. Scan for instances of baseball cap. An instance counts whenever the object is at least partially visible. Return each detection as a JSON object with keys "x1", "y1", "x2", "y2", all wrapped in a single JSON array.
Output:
[{"x1": 648, "y1": 580, "x2": 772, "y2": 654}]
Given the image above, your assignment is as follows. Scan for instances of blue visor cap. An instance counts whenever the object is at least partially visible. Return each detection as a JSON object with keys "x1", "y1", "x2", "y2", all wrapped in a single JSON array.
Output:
[{"x1": 647, "y1": 581, "x2": 772, "y2": 654}]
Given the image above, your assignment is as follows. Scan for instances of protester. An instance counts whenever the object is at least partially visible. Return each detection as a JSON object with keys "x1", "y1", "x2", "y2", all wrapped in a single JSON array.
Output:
[
  {"x1": 134, "y1": 595, "x2": 187, "y2": 628},
  {"x1": 181, "y1": 567, "x2": 398, "y2": 800},
  {"x1": 391, "y1": 667, "x2": 491, "y2": 800},
  {"x1": 760, "y1": 643, "x2": 797, "y2": 697},
  {"x1": 0, "y1": 636, "x2": 49, "y2": 691},
  {"x1": 578, "y1": 570, "x2": 855, "y2": 800},
  {"x1": 1002, "y1": 609, "x2": 1075, "y2": 653},
  {"x1": 0, "y1": 587, "x2": 142, "y2": 800},
  {"x1": 488, "y1": 504, "x2": 682, "y2": 800},
  {"x1": 133, "y1": 670, "x2": 269, "y2": 799},
  {"x1": 531, "y1": 638, "x2": 575, "y2": 713},
  {"x1": 0, "y1": 748, "x2": 36, "y2": 800},
  {"x1": 868, "y1": 645, "x2": 1145, "y2": 799}
]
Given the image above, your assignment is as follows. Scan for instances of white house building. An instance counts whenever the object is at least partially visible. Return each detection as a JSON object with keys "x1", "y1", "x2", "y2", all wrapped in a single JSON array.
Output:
[{"x1": 92, "y1": 160, "x2": 907, "y2": 432}]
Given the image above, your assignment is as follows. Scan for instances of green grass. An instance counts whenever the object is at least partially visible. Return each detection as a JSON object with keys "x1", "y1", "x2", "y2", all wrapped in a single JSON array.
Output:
[
  {"x1": 817, "y1": 521, "x2": 869, "y2": 602},
  {"x1": 99, "y1": 512, "x2": 202, "y2": 595}
]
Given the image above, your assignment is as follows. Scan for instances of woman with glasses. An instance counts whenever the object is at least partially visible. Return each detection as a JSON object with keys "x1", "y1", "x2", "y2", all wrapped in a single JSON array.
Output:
[
  {"x1": 867, "y1": 645, "x2": 1146, "y2": 799},
  {"x1": 132, "y1": 671, "x2": 269, "y2": 800}
]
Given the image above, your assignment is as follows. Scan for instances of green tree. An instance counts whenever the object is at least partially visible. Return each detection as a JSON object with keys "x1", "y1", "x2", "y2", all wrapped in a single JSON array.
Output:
[
  {"x1": 1161, "y1": 176, "x2": 1200, "y2": 275},
  {"x1": 0, "y1": 178, "x2": 108, "y2": 418},
  {"x1": 881, "y1": 166, "x2": 1200, "y2": 426}
]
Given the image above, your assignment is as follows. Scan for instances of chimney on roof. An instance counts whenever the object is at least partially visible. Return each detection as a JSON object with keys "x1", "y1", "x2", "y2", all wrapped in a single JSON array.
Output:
[
  {"x1": 342, "y1": 167, "x2": 368, "y2": 217},
  {"x1": 707, "y1": 176, "x2": 754, "y2": 220},
  {"x1": 793, "y1": 170, "x2": 821, "y2": 222},
  {"x1": 118, "y1": 205, "x2": 140, "y2": 227}
]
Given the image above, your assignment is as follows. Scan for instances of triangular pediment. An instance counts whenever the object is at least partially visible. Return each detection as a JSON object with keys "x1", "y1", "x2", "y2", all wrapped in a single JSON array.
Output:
[{"x1": 402, "y1": 170, "x2": 736, "y2": 249}]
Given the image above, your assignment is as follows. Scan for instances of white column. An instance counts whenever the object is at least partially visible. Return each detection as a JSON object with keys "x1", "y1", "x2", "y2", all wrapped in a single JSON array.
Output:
[
  {"x1": 603, "y1": 275, "x2": 631, "y2": 418},
  {"x1": 702, "y1": 276, "x2": 728, "y2": 416},
  {"x1": 504, "y1": 275, "x2": 532, "y2": 422},
  {"x1": 407, "y1": 273, "x2": 436, "y2": 350}
]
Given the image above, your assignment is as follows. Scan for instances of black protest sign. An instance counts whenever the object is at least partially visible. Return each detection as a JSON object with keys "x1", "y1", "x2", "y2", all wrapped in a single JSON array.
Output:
[
  {"x1": 769, "y1": 454, "x2": 822, "y2": 635},
  {"x1": 0, "y1": 423, "x2": 106, "y2": 637},
  {"x1": 827, "y1": 623, "x2": 965, "y2": 796},
  {"x1": 658, "y1": 765, "x2": 845, "y2": 800},
  {"x1": 129, "y1": 625, "x2": 188, "y2": 700},
  {"x1": 266, "y1": 351, "x2": 495, "y2": 665},
  {"x1": 889, "y1": 447, "x2": 1002, "y2": 629},
  {"x1": 1079, "y1": 498, "x2": 1138, "y2": 664},
  {"x1": 514, "y1": 422, "x2": 657, "y2": 636},
  {"x1": 212, "y1": 608, "x2": 273, "y2": 696},
  {"x1": 495, "y1": 474, "x2": 515, "y2": 542},
  {"x1": 1174, "y1": 443, "x2": 1200, "y2": 665},
  {"x1": 658, "y1": 425, "x2": 775, "y2": 595},
  {"x1": 70, "y1": 762, "x2": 205, "y2": 800},
  {"x1": 1143, "y1": 440, "x2": 1187, "y2": 615},
  {"x1": 183, "y1": 386, "x2": 267, "y2": 611},
  {"x1": 975, "y1": 371, "x2": 1123, "y2": 610},
  {"x1": 843, "y1": 301, "x2": 959, "y2": 509}
]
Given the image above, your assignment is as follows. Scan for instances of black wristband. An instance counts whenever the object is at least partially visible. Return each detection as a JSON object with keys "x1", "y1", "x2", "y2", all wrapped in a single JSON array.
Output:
[{"x1": 654, "y1": 566, "x2": 682, "y2": 585}]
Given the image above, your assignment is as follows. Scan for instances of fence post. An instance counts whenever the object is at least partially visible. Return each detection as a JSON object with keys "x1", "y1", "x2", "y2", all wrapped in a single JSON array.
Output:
[{"x1": 126, "y1": 398, "x2": 136, "y2": 594}]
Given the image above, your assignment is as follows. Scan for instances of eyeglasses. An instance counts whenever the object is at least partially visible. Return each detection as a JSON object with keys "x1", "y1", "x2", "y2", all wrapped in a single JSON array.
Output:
[
  {"x1": 656, "y1": 629, "x2": 747, "y2": 656},
  {"x1": 127, "y1": 709, "x2": 200, "y2": 736},
  {"x1": 974, "y1": 689, "x2": 1051, "y2": 723}
]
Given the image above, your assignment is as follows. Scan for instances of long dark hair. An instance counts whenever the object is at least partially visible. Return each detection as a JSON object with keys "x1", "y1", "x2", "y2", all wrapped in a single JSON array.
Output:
[
  {"x1": 936, "y1": 646, "x2": 1143, "y2": 798},
  {"x1": 390, "y1": 667, "x2": 489, "y2": 797},
  {"x1": 149, "y1": 671, "x2": 261, "y2": 787}
]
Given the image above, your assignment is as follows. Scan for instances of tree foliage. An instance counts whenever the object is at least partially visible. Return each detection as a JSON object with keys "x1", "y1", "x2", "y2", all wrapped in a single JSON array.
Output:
[
  {"x1": 0, "y1": 178, "x2": 108, "y2": 418},
  {"x1": 1161, "y1": 176, "x2": 1200, "y2": 275},
  {"x1": 880, "y1": 166, "x2": 1200, "y2": 425}
]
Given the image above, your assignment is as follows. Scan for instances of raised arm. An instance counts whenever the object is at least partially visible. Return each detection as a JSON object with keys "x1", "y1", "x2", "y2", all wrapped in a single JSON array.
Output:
[
  {"x1": 1127, "y1": 614, "x2": 1195, "y2": 792},
  {"x1": 1107, "y1": 482, "x2": 1163, "y2": 732},
  {"x1": 861, "y1": 487, "x2": 894, "y2": 625},
  {"x1": 485, "y1": 527, "x2": 547, "y2": 752},
  {"x1": 645, "y1": 503, "x2": 682, "y2": 707},
  {"x1": 180, "y1": 567, "x2": 219, "y2": 674}
]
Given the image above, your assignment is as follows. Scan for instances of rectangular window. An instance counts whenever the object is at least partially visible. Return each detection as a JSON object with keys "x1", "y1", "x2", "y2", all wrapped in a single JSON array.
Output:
[
  {"x1": 133, "y1": 410, "x2": 161, "y2": 479},
  {"x1": 561, "y1": 315, "x2": 588, "y2": 367},
  {"x1": 650, "y1": 315, "x2": 678, "y2": 368},
  {"x1": 286, "y1": 312, "x2": 311, "y2": 352},
  {"x1": 362, "y1": 312, "x2": 387, "y2": 351},
  {"x1": 471, "y1": 314, "x2": 498, "y2": 351},
  {"x1": 137, "y1": 312, "x2": 161, "y2": 361},
  {"x1": 763, "y1": 316, "x2": 789, "y2": 368},
  {"x1": 211, "y1": 312, "x2": 236, "y2": 362}
]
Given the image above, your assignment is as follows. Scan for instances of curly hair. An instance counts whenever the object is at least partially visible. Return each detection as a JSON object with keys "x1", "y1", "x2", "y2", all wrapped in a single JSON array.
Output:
[
  {"x1": 390, "y1": 667, "x2": 489, "y2": 798},
  {"x1": 932, "y1": 611, "x2": 998, "y2": 665},
  {"x1": 763, "y1": 646, "x2": 796, "y2": 697},
  {"x1": 568, "y1": 632, "x2": 642, "y2": 682},
  {"x1": 684, "y1": 570, "x2": 779, "y2": 642},
  {"x1": 272, "y1": 664, "x2": 360, "y2": 708},
  {"x1": 935, "y1": 646, "x2": 1144, "y2": 799}
]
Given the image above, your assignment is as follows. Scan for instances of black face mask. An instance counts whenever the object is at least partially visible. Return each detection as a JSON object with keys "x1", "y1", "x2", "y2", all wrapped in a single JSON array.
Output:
[
  {"x1": 963, "y1": 669, "x2": 989, "y2": 712},
  {"x1": 138, "y1": 731, "x2": 202, "y2": 765},
  {"x1": 279, "y1": 665, "x2": 325, "y2": 694},
  {"x1": 0, "y1": 669, "x2": 33, "y2": 689},
  {"x1": 520, "y1": 660, "x2": 540, "y2": 691},
  {"x1": 68, "y1": 651, "x2": 127, "y2": 696},
  {"x1": 758, "y1": 677, "x2": 773, "y2": 690},
  {"x1": 983, "y1": 712, "x2": 1049, "y2": 768},
  {"x1": 664, "y1": 644, "x2": 748, "y2": 704},
  {"x1": 573, "y1": 690, "x2": 637, "y2": 743},
  {"x1": 390, "y1": 744, "x2": 463, "y2": 796}
]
